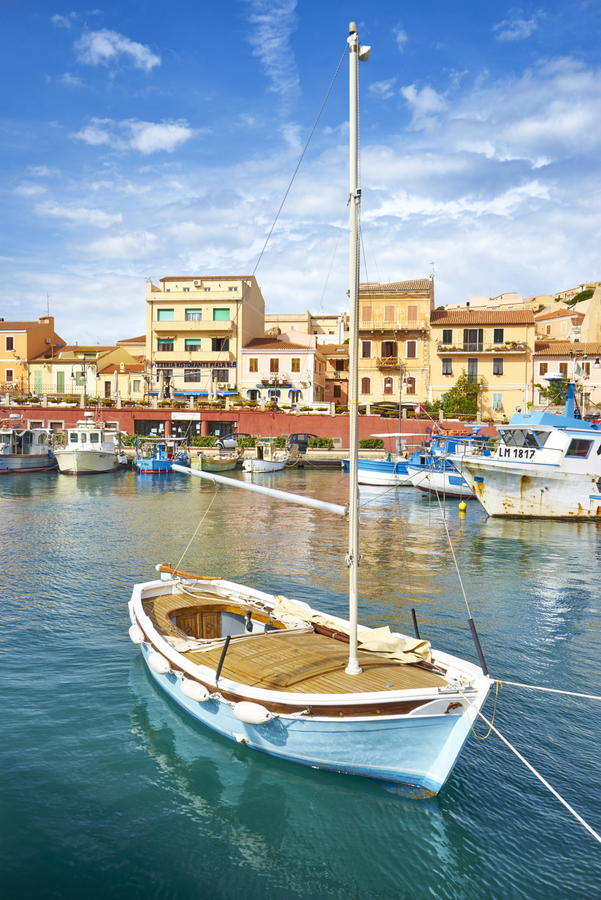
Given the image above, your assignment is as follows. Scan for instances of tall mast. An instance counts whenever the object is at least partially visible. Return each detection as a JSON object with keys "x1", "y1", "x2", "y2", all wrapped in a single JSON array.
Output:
[{"x1": 346, "y1": 22, "x2": 370, "y2": 675}]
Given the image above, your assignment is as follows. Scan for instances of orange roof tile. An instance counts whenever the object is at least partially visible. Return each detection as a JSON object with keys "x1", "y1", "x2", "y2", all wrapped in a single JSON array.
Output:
[
  {"x1": 431, "y1": 309, "x2": 535, "y2": 325},
  {"x1": 360, "y1": 278, "x2": 432, "y2": 294},
  {"x1": 534, "y1": 308, "x2": 585, "y2": 321},
  {"x1": 535, "y1": 341, "x2": 601, "y2": 356},
  {"x1": 244, "y1": 337, "x2": 314, "y2": 351}
]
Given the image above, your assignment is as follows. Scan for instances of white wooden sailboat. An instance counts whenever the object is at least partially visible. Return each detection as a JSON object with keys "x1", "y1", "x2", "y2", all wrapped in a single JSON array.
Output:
[{"x1": 128, "y1": 23, "x2": 492, "y2": 796}]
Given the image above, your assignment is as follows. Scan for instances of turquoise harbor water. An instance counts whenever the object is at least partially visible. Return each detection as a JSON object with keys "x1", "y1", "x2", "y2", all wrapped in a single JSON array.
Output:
[{"x1": 1, "y1": 468, "x2": 600, "y2": 899}]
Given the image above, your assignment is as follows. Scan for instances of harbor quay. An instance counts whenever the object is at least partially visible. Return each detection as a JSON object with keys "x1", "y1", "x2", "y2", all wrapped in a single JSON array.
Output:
[{"x1": 1, "y1": 402, "x2": 497, "y2": 453}]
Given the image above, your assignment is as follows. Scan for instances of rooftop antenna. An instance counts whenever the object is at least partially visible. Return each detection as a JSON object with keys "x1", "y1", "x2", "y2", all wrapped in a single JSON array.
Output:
[{"x1": 46, "y1": 293, "x2": 50, "y2": 316}]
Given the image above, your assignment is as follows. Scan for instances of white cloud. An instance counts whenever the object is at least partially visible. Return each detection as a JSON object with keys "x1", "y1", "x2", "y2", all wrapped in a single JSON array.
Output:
[
  {"x1": 72, "y1": 118, "x2": 197, "y2": 154},
  {"x1": 27, "y1": 165, "x2": 60, "y2": 177},
  {"x1": 74, "y1": 29, "x2": 160, "y2": 71},
  {"x1": 85, "y1": 231, "x2": 158, "y2": 259},
  {"x1": 57, "y1": 72, "x2": 83, "y2": 87},
  {"x1": 393, "y1": 26, "x2": 408, "y2": 53},
  {"x1": 14, "y1": 183, "x2": 47, "y2": 197},
  {"x1": 493, "y1": 8, "x2": 543, "y2": 42},
  {"x1": 400, "y1": 84, "x2": 447, "y2": 129},
  {"x1": 369, "y1": 79, "x2": 397, "y2": 100},
  {"x1": 35, "y1": 202, "x2": 122, "y2": 228},
  {"x1": 51, "y1": 13, "x2": 77, "y2": 29},
  {"x1": 245, "y1": 0, "x2": 299, "y2": 105}
]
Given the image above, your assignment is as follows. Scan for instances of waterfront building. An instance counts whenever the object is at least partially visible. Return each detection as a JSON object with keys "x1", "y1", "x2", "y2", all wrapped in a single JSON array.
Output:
[
  {"x1": 532, "y1": 341, "x2": 601, "y2": 410},
  {"x1": 28, "y1": 344, "x2": 143, "y2": 402},
  {"x1": 358, "y1": 278, "x2": 434, "y2": 408},
  {"x1": 146, "y1": 276, "x2": 265, "y2": 399},
  {"x1": 429, "y1": 308, "x2": 536, "y2": 421},
  {"x1": 264, "y1": 312, "x2": 348, "y2": 344},
  {"x1": 0, "y1": 316, "x2": 65, "y2": 393},
  {"x1": 321, "y1": 344, "x2": 349, "y2": 407},
  {"x1": 535, "y1": 307, "x2": 585, "y2": 341},
  {"x1": 240, "y1": 332, "x2": 326, "y2": 406},
  {"x1": 116, "y1": 334, "x2": 146, "y2": 361}
]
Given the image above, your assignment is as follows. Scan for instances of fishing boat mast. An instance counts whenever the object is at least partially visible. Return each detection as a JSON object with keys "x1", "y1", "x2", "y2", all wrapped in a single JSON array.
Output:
[{"x1": 346, "y1": 22, "x2": 370, "y2": 675}]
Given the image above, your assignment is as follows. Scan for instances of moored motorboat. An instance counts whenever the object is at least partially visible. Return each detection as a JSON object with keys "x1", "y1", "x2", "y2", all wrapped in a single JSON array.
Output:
[
  {"x1": 455, "y1": 380, "x2": 601, "y2": 518},
  {"x1": 192, "y1": 452, "x2": 238, "y2": 473},
  {"x1": 135, "y1": 440, "x2": 190, "y2": 475},
  {"x1": 242, "y1": 442, "x2": 287, "y2": 473},
  {"x1": 0, "y1": 416, "x2": 56, "y2": 473},
  {"x1": 54, "y1": 422, "x2": 126, "y2": 474}
]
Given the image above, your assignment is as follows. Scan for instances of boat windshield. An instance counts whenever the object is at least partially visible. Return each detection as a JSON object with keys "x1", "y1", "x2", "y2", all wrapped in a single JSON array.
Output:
[{"x1": 498, "y1": 429, "x2": 550, "y2": 448}]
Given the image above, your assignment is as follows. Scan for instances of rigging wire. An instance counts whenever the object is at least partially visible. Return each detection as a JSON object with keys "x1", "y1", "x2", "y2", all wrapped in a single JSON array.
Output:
[
  {"x1": 175, "y1": 487, "x2": 220, "y2": 571},
  {"x1": 252, "y1": 46, "x2": 347, "y2": 277}
]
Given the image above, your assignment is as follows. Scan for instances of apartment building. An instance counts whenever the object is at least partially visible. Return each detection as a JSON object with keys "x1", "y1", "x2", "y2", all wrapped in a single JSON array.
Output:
[
  {"x1": 146, "y1": 275, "x2": 265, "y2": 398},
  {"x1": 240, "y1": 332, "x2": 326, "y2": 405},
  {"x1": 358, "y1": 278, "x2": 434, "y2": 407},
  {"x1": 28, "y1": 344, "x2": 145, "y2": 401},
  {"x1": 0, "y1": 316, "x2": 65, "y2": 391},
  {"x1": 430, "y1": 308, "x2": 536, "y2": 420},
  {"x1": 535, "y1": 308, "x2": 585, "y2": 341},
  {"x1": 264, "y1": 312, "x2": 349, "y2": 344},
  {"x1": 533, "y1": 341, "x2": 601, "y2": 409},
  {"x1": 321, "y1": 344, "x2": 349, "y2": 406}
]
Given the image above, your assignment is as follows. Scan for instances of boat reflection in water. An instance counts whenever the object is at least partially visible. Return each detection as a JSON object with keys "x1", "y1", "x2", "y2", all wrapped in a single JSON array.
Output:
[{"x1": 128, "y1": 658, "x2": 475, "y2": 898}]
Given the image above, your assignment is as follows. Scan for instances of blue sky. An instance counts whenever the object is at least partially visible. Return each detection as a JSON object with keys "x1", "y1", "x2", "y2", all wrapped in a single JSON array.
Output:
[{"x1": 3, "y1": 1, "x2": 601, "y2": 343}]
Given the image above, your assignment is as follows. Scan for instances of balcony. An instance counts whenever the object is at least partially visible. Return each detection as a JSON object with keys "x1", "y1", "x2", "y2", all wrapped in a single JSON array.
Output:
[
  {"x1": 437, "y1": 342, "x2": 528, "y2": 354},
  {"x1": 153, "y1": 319, "x2": 234, "y2": 334},
  {"x1": 376, "y1": 356, "x2": 401, "y2": 369}
]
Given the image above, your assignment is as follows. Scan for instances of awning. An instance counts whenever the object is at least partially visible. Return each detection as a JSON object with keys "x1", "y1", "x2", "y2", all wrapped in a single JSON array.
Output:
[
  {"x1": 174, "y1": 390, "x2": 208, "y2": 396},
  {"x1": 217, "y1": 390, "x2": 239, "y2": 396},
  {"x1": 148, "y1": 391, "x2": 159, "y2": 395},
  {"x1": 288, "y1": 388, "x2": 302, "y2": 396}
]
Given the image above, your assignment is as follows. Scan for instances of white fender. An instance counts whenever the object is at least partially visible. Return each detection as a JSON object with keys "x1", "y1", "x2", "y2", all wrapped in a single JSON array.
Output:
[
  {"x1": 148, "y1": 651, "x2": 171, "y2": 675},
  {"x1": 233, "y1": 701, "x2": 274, "y2": 725},
  {"x1": 180, "y1": 678, "x2": 210, "y2": 703},
  {"x1": 128, "y1": 624, "x2": 145, "y2": 644}
]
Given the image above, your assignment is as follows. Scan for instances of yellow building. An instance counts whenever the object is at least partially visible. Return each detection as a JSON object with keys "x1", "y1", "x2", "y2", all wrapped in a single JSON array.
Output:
[
  {"x1": 28, "y1": 345, "x2": 144, "y2": 402},
  {"x1": 146, "y1": 275, "x2": 265, "y2": 398},
  {"x1": 0, "y1": 316, "x2": 65, "y2": 392},
  {"x1": 534, "y1": 308, "x2": 585, "y2": 341},
  {"x1": 429, "y1": 308, "x2": 536, "y2": 420},
  {"x1": 358, "y1": 278, "x2": 434, "y2": 407}
]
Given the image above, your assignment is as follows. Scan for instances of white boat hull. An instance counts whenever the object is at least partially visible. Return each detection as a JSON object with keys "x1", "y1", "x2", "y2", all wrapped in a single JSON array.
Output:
[
  {"x1": 408, "y1": 467, "x2": 474, "y2": 498},
  {"x1": 129, "y1": 578, "x2": 491, "y2": 797},
  {"x1": 54, "y1": 449, "x2": 122, "y2": 474},
  {"x1": 459, "y1": 457, "x2": 601, "y2": 518},
  {"x1": 242, "y1": 458, "x2": 287, "y2": 473}
]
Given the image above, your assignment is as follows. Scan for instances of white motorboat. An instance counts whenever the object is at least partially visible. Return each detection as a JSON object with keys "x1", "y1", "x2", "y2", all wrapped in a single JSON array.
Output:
[
  {"x1": 242, "y1": 442, "x2": 288, "y2": 473},
  {"x1": 455, "y1": 380, "x2": 601, "y2": 518},
  {"x1": 54, "y1": 422, "x2": 127, "y2": 474},
  {"x1": 0, "y1": 416, "x2": 56, "y2": 473}
]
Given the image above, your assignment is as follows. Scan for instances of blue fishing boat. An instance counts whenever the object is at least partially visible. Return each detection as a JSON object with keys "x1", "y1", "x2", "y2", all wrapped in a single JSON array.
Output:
[
  {"x1": 342, "y1": 455, "x2": 412, "y2": 486},
  {"x1": 135, "y1": 440, "x2": 189, "y2": 475},
  {"x1": 407, "y1": 431, "x2": 491, "y2": 498}
]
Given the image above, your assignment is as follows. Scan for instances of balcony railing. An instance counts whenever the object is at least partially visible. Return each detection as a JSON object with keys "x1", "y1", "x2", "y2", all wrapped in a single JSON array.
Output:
[
  {"x1": 376, "y1": 356, "x2": 401, "y2": 369},
  {"x1": 437, "y1": 342, "x2": 528, "y2": 354}
]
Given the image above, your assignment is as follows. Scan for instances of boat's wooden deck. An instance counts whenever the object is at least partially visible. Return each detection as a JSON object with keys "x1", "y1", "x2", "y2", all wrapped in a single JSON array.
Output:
[{"x1": 142, "y1": 592, "x2": 447, "y2": 694}]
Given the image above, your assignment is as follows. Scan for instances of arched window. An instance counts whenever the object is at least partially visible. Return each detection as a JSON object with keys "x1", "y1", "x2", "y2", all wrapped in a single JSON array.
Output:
[
  {"x1": 405, "y1": 377, "x2": 416, "y2": 395},
  {"x1": 383, "y1": 376, "x2": 393, "y2": 395},
  {"x1": 361, "y1": 377, "x2": 371, "y2": 395}
]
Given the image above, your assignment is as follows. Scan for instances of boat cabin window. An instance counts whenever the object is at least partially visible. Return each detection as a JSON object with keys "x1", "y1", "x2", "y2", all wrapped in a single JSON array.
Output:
[
  {"x1": 498, "y1": 429, "x2": 549, "y2": 449},
  {"x1": 69, "y1": 432, "x2": 78, "y2": 443},
  {"x1": 565, "y1": 438, "x2": 593, "y2": 459},
  {"x1": 89, "y1": 432, "x2": 100, "y2": 443}
]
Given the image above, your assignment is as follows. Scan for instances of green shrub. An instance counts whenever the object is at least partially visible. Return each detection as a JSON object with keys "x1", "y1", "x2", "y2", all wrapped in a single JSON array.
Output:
[
  {"x1": 190, "y1": 435, "x2": 217, "y2": 447},
  {"x1": 359, "y1": 438, "x2": 384, "y2": 449},
  {"x1": 308, "y1": 437, "x2": 334, "y2": 449},
  {"x1": 236, "y1": 435, "x2": 256, "y2": 448}
]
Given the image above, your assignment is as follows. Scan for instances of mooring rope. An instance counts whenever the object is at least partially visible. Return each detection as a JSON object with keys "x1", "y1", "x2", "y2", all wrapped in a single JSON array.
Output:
[
  {"x1": 473, "y1": 705, "x2": 601, "y2": 844},
  {"x1": 496, "y1": 680, "x2": 601, "y2": 701}
]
